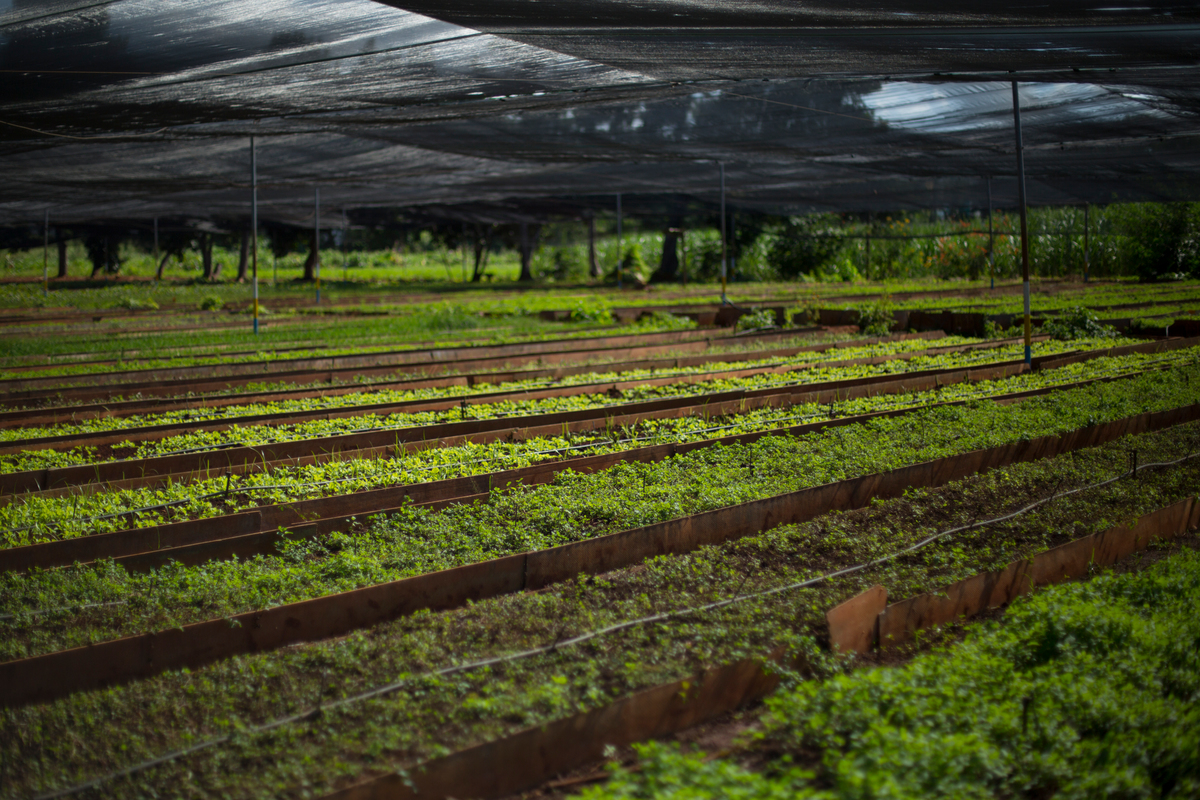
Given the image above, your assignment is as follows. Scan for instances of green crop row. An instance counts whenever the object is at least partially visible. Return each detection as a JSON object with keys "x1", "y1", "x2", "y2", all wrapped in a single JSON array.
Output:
[
  {"x1": 586, "y1": 545, "x2": 1200, "y2": 800},
  {"x1": 0, "y1": 309, "x2": 704, "y2": 383},
  {"x1": 1, "y1": 344, "x2": 1191, "y2": 546},
  {"x1": 0, "y1": 329, "x2": 908, "y2": 449},
  {"x1": 0, "y1": 334, "x2": 1064, "y2": 469},
  {"x1": 3, "y1": 421, "x2": 1198, "y2": 799},
  {"x1": 2, "y1": 361, "x2": 1199, "y2": 660}
]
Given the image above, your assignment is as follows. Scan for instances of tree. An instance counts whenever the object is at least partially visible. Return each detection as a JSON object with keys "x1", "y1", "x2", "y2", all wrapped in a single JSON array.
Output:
[
  {"x1": 302, "y1": 230, "x2": 319, "y2": 282},
  {"x1": 55, "y1": 229, "x2": 69, "y2": 278},
  {"x1": 84, "y1": 233, "x2": 122, "y2": 278},
  {"x1": 768, "y1": 215, "x2": 846, "y2": 279},
  {"x1": 198, "y1": 232, "x2": 219, "y2": 281},
  {"x1": 470, "y1": 224, "x2": 493, "y2": 282},
  {"x1": 651, "y1": 218, "x2": 683, "y2": 283},
  {"x1": 236, "y1": 228, "x2": 250, "y2": 283},
  {"x1": 1112, "y1": 202, "x2": 1200, "y2": 281},
  {"x1": 585, "y1": 211, "x2": 601, "y2": 279},
  {"x1": 155, "y1": 231, "x2": 192, "y2": 280},
  {"x1": 518, "y1": 221, "x2": 540, "y2": 282}
]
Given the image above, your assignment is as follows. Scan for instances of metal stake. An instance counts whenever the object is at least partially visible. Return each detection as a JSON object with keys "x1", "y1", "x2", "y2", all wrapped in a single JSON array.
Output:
[
  {"x1": 342, "y1": 208, "x2": 348, "y2": 284},
  {"x1": 461, "y1": 222, "x2": 468, "y2": 283},
  {"x1": 719, "y1": 161, "x2": 727, "y2": 304},
  {"x1": 251, "y1": 136, "x2": 260, "y2": 335},
  {"x1": 314, "y1": 187, "x2": 321, "y2": 305},
  {"x1": 987, "y1": 176, "x2": 995, "y2": 290},
  {"x1": 730, "y1": 210, "x2": 736, "y2": 282},
  {"x1": 615, "y1": 193, "x2": 623, "y2": 289},
  {"x1": 1012, "y1": 81, "x2": 1032, "y2": 365},
  {"x1": 42, "y1": 209, "x2": 48, "y2": 295}
]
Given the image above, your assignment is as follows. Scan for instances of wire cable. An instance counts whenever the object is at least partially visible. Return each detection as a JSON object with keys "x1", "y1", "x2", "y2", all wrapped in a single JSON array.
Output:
[{"x1": 28, "y1": 447, "x2": 1200, "y2": 800}]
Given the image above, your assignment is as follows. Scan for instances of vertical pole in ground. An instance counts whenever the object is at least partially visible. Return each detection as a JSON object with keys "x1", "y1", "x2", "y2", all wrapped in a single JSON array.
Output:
[
  {"x1": 314, "y1": 187, "x2": 321, "y2": 305},
  {"x1": 865, "y1": 234, "x2": 871, "y2": 280},
  {"x1": 1012, "y1": 81, "x2": 1032, "y2": 365},
  {"x1": 730, "y1": 210, "x2": 737, "y2": 283},
  {"x1": 987, "y1": 176, "x2": 995, "y2": 290},
  {"x1": 342, "y1": 208, "x2": 348, "y2": 284},
  {"x1": 1083, "y1": 204, "x2": 1090, "y2": 282},
  {"x1": 461, "y1": 222, "x2": 468, "y2": 283},
  {"x1": 251, "y1": 136, "x2": 260, "y2": 335},
  {"x1": 153, "y1": 217, "x2": 159, "y2": 286},
  {"x1": 42, "y1": 209, "x2": 49, "y2": 295},
  {"x1": 616, "y1": 193, "x2": 623, "y2": 289},
  {"x1": 719, "y1": 161, "x2": 727, "y2": 304}
]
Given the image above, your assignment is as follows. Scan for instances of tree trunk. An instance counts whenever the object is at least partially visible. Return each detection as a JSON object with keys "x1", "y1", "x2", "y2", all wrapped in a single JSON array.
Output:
[
  {"x1": 236, "y1": 230, "x2": 250, "y2": 283},
  {"x1": 56, "y1": 233, "x2": 68, "y2": 278},
  {"x1": 586, "y1": 213, "x2": 601, "y2": 279},
  {"x1": 200, "y1": 233, "x2": 215, "y2": 281},
  {"x1": 471, "y1": 224, "x2": 492, "y2": 282},
  {"x1": 652, "y1": 225, "x2": 681, "y2": 283},
  {"x1": 303, "y1": 231, "x2": 319, "y2": 281},
  {"x1": 518, "y1": 222, "x2": 539, "y2": 282}
]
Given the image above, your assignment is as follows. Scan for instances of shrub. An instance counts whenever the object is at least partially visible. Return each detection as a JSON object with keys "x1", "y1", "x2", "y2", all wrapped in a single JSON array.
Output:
[
  {"x1": 737, "y1": 308, "x2": 776, "y2": 331},
  {"x1": 568, "y1": 301, "x2": 613, "y2": 325},
  {"x1": 854, "y1": 296, "x2": 895, "y2": 336},
  {"x1": 1040, "y1": 307, "x2": 1117, "y2": 341},
  {"x1": 113, "y1": 297, "x2": 159, "y2": 311},
  {"x1": 768, "y1": 215, "x2": 845, "y2": 280},
  {"x1": 199, "y1": 296, "x2": 224, "y2": 311}
]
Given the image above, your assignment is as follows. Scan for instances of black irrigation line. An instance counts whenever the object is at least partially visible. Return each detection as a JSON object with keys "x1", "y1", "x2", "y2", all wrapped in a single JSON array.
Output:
[
  {"x1": 2, "y1": 355, "x2": 1190, "y2": 543},
  {"x1": 29, "y1": 446, "x2": 1200, "y2": 800}
]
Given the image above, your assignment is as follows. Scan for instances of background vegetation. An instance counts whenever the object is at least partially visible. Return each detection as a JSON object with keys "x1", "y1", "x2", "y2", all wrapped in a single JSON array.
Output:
[{"x1": 3, "y1": 202, "x2": 1199, "y2": 288}]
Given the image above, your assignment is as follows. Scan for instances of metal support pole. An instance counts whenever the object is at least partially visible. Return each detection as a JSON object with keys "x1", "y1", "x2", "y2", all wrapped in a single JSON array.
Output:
[
  {"x1": 342, "y1": 208, "x2": 348, "y2": 283},
  {"x1": 461, "y1": 222, "x2": 468, "y2": 283},
  {"x1": 730, "y1": 210, "x2": 736, "y2": 282},
  {"x1": 719, "y1": 161, "x2": 728, "y2": 304},
  {"x1": 1012, "y1": 81, "x2": 1032, "y2": 365},
  {"x1": 152, "y1": 217, "x2": 159, "y2": 286},
  {"x1": 42, "y1": 209, "x2": 49, "y2": 295},
  {"x1": 1083, "y1": 204, "x2": 1090, "y2": 282},
  {"x1": 865, "y1": 234, "x2": 871, "y2": 280},
  {"x1": 987, "y1": 177, "x2": 995, "y2": 290},
  {"x1": 313, "y1": 187, "x2": 321, "y2": 305},
  {"x1": 251, "y1": 136, "x2": 260, "y2": 335},
  {"x1": 616, "y1": 193, "x2": 623, "y2": 289}
]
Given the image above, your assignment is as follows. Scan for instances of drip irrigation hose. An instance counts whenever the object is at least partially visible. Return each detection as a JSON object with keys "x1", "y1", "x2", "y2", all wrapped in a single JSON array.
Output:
[{"x1": 28, "y1": 447, "x2": 1200, "y2": 800}]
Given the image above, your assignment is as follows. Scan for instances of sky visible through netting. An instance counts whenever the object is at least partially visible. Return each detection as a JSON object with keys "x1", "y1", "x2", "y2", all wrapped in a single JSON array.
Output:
[{"x1": 1, "y1": 0, "x2": 1199, "y2": 227}]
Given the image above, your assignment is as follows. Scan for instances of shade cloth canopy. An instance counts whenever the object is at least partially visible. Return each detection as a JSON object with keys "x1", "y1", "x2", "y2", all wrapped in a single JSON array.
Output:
[{"x1": 0, "y1": 0, "x2": 1198, "y2": 226}]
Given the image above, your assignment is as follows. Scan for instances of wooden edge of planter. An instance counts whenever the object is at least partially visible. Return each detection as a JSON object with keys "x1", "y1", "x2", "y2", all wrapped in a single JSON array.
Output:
[
  {"x1": 0, "y1": 329, "x2": 936, "y2": 405},
  {"x1": 329, "y1": 491, "x2": 1200, "y2": 800},
  {"x1": 0, "y1": 336, "x2": 1007, "y2": 455},
  {"x1": 0, "y1": 334, "x2": 971, "y2": 495},
  {"x1": 2, "y1": 402, "x2": 1197, "y2": 709},
  {"x1": 828, "y1": 495, "x2": 1200, "y2": 653},
  {"x1": 324, "y1": 646, "x2": 794, "y2": 800},
  {"x1": 0, "y1": 360, "x2": 1031, "y2": 571}
]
